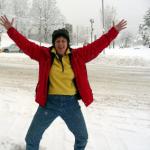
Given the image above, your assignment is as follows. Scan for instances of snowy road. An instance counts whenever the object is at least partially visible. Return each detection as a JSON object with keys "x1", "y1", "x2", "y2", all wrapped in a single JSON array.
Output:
[{"x1": 0, "y1": 54, "x2": 150, "y2": 150}]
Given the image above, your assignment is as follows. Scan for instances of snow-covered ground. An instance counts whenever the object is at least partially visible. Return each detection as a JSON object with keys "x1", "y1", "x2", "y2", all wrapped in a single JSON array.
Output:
[{"x1": 0, "y1": 33, "x2": 150, "y2": 150}]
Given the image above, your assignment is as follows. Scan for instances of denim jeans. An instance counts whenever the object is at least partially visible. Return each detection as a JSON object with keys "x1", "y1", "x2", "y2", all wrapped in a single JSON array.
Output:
[{"x1": 25, "y1": 94, "x2": 88, "y2": 150}]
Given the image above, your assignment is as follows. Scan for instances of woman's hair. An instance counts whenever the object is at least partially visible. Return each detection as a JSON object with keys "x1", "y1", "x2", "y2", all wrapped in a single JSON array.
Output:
[{"x1": 52, "y1": 28, "x2": 70, "y2": 48}]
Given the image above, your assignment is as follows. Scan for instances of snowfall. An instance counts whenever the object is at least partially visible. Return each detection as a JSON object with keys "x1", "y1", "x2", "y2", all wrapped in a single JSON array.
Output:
[{"x1": 0, "y1": 33, "x2": 150, "y2": 150}]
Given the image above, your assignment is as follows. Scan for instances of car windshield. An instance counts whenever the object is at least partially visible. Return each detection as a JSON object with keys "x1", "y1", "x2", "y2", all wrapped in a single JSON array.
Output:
[{"x1": 11, "y1": 44, "x2": 16, "y2": 46}]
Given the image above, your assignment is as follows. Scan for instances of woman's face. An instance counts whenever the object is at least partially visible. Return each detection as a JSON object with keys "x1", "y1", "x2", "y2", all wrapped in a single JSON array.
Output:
[{"x1": 55, "y1": 36, "x2": 67, "y2": 56}]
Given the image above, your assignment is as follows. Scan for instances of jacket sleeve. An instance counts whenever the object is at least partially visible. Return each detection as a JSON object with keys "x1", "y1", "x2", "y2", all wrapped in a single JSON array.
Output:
[
  {"x1": 7, "y1": 27, "x2": 43, "y2": 62},
  {"x1": 74, "y1": 27, "x2": 118, "y2": 63}
]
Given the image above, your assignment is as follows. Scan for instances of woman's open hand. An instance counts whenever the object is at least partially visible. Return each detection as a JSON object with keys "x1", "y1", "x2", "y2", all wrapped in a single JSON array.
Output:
[
  {"x1": 113, "y1": 20, "x2": 127, "y2": 32},
  {"x1": 0, "y1": 15, "x2": 14, "y2": 30}
]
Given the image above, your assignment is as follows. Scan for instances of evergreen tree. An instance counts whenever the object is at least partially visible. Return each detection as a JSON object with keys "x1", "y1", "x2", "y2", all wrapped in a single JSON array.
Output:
[
  {"x1": 139, "y1": 8, "x2": 150, "y2": 48},
  {"x1": 144, "y1": 8, "x2": 150, "y2": 28}
]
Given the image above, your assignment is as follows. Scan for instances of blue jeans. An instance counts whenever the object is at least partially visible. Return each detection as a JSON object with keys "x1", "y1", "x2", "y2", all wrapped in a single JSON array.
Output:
[{"x1": 25, "y1": 95, "x2": 88, "y2": 150}]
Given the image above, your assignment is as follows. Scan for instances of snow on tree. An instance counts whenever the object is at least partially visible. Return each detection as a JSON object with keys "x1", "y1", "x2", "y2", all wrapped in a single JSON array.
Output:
[
  {"x1": 0, "y1": 0, "x2": 13, "y2": 32},
  {"x1": 138, "y1": 8, "x2": 150, "y2": 48},
  {"x1": 100, "y1": 4, "x2": 117, "y2": 48},
  {"x1": 30, "y1": 0, "x2": 66, "y2": 43},
  {"x1": 0, "y1": 0, "x2": 66, "y2": 43},
  {"x1": 0, "y1": 0, "x2": 31, "y2": 37},
  {"x1": 11, "y1": 0, "x2": 30, "y2": 36},
  {"x1": 77, "y1": 25, "x2": 87, "y2": 43},
  {"x1": 118, "y1": 30, "x2": 133, "y2": 48},
  {"x1": 100, "y1": 4, "x2": 117, "y2": 33},
  {"x1": 0, "y1": 0, "x2": 9, "y2": 16},
  {"x1": 144, "y1": 8, "x2": 150, "y2": 27}
]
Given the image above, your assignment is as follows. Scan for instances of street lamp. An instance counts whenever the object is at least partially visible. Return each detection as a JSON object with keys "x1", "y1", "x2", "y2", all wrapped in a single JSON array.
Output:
[
  {"x1": 102, "y1": 0, "x2": 105, "y2": 54},
  {"x1": 86, "y1": 27, "x2": 89, "y2": 43},
  {"x1": 90, "y1": 19, "x2": 94, "y2": 43}
]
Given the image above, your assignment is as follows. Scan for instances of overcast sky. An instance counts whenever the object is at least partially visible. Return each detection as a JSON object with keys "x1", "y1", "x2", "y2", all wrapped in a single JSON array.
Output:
[{"x1": 56, "y1": 0, "x2": 150, "y2": 37}]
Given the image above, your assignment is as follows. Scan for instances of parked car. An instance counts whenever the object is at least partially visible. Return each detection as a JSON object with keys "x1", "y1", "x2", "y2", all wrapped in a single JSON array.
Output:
[
  {"x1": 2, "y1": 44, "x2": 23, "y2": 53},
  {"x1": 119, "y1": 45, "x2": 131, "y2": 49}
]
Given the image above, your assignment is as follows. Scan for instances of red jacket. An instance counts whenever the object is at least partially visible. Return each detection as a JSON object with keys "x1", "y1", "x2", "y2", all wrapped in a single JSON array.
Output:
[{"x1": 7, "y1": 27, "x2": 118, "y2": 107}]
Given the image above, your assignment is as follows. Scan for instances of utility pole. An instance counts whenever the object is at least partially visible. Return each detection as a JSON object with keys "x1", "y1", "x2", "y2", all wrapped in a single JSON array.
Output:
[
  {"x1": 0, "y1": 3, "x2": 2, "y2": 52},
  {"x1": 0, "y1": 32, "x2": 1, "y2": 46},
  {"x1": 77, "y1": 25, "x2": 78, "y2": 45},
  {"x1": 39, "y1": 7, "x2": 42, "y2": 46},
  {"x1": 62, "y1": 22, "x2": 65, "y2": 28},
  {"x1": 86, "y1": 27, "x2": 89, "y2": 43},
  {"x1": 102, "y1": 0, "x2": 105, "y2": 54},
  {"x1": 90, "y1": 19, "x2": 94, "y2": 43}
]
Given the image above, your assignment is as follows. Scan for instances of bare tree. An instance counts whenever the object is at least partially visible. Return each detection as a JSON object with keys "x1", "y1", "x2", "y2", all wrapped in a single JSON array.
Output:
[
  {"x1": 0, "y1": 0, "x2": 12, "y2": 32},
  {"x1": 30, "y1": 0, "x2": 66, "y2": 43},
  {"x1": 0, "y1": 0, "x2": 8, "y2": 14},
  {"x1": 77, "y1": 25, "x2": 87, "y2": 44},
  {"x1": 0, "y1": 0, "x2": 66, "y2": 43},
  {"x1": 100, "y1": 4, "x2": 117, "y2": 48},
  {"x1": 5, "y1": 0, "x2": 31, "y2": 36},
  {"x1": 118, "y1": 30, "x2": 133, "y2": 48},
  {"x1": 100, "y1": 4, "x2": 117, "y2": 33}
]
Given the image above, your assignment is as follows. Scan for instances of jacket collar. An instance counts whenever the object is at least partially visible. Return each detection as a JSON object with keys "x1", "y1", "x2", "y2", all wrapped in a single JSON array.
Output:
[
  {"x1": 40, "y1": 46, "x2": 72, "y2": 59},
  {"x1": 51, "y1": 47, "x2": 71, "y2": 56}
]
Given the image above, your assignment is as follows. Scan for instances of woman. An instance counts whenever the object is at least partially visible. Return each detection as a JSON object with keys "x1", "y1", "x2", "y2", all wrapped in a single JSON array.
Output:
[{"x1": 0, "y1": 15, "x2": 127, "y2": 150}]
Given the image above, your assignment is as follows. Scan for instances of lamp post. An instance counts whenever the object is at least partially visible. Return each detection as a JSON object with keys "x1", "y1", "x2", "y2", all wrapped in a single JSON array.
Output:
[
  {"x1": 86, "y1": 27, "x2": 89, "y2": 43},
  {"x1": 102, "y1": 0, "x2": 104, "y2": 34},
  {"x1": 62, "y1": 22, "x2": 65, "y2": 28},
  {"x1": 39, "y1": 7, "x2": 42, "y2": 46},
  {"x1": 90, "y1": 19, "x2": 94, "y2": 43},
  {"x1": 102, "y1": 0, "x2": 105, "y2": 54}
]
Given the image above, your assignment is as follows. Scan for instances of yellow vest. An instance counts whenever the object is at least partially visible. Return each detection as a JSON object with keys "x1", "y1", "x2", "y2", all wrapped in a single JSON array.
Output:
[{"x1": 48, "y1": 48, "x2": 77, "y2": 95}]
